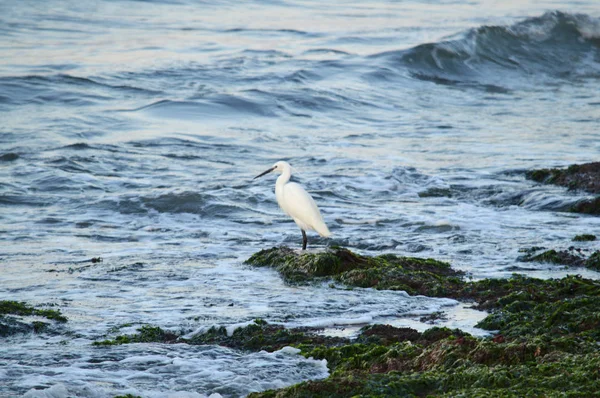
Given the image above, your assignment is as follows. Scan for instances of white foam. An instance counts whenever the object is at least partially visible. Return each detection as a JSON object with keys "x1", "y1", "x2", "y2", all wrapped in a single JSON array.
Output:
[
  {"x1": 181, "y1": 325, "x2": 217, "y2": 339},
  {"x1": 7, "y1": 341, "x2": 329, "y2": 398},
  {"x1": 225, "y1": 320, "x2": 257, "y2": 337},
  {"x1": 120, "y1": 354, "x2": 172, "y2": 364},
  {"x1": 24, "y1": 384, "x2": 71, "y2": 398},
  {"x1": 275, "y1": 346, "x2": 301, "y2": 355}
]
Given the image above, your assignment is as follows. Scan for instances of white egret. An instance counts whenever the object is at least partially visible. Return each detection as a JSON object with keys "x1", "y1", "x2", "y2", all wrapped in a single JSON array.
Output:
[{"x1": 254, "y1": 161, "x2": 331, "y2": 250}]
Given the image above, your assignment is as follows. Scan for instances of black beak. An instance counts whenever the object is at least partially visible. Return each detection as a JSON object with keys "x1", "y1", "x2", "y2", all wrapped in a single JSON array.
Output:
[{"x1": 254, "y1": 166, "x2": 276, "y2": 180}]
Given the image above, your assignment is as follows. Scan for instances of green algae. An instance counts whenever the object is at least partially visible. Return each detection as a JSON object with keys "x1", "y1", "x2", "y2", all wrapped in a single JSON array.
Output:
[
  {"x1": 526, "y1": 162, "x2": 600, "y2": 215},
  {"x1": 245, "y1": 246, "x2": 375, "y2": 282},
  {"x1": 93, "y1": 325, "x2": 178, "y2": 346},
  {"x1": 587, "y1": 251, "x2": 600, "y2": 270},
  {"x1": 187, "y1": 319, "x2": 347, "y2": 352},
  {"x1": 245, "y1": 247, "x2": 463, "y2": 296},
  {"x1": 244, "y1": 247, "x2": 600, "y2": 311},
  {"x1": 251, "y1": 323, "x2": 600, "y2": 397},
  {"x1": 242, "y1": 248, "x2": 600, "y2": 397},
  {"x1": 519, "y1": 249, "x2": 584, "y2": 265},
  {"x1": 518, "y1": 248, "x2": 600, "y2": 270},
  {"x1": 249, "y1": 319, "x2": 600, "y2": 398},
  {"x1": 92, "y1": 319, "x2": 346, "y2": 351},
  {"x1": 0, "y1": 300, "x2": 67, "y2": 322},
  {"x1": 0, "y1": 300, "x2": 67, "y2": 337},
  {"x1": 526, "y1": 162, "x2": 600, "y2": 194},
  {"x1": 571, "y1": 196, "x2": 600, "y2": 215},
  {"x1": 573, "y1": 234, "x2": 596, "y2": 242}
]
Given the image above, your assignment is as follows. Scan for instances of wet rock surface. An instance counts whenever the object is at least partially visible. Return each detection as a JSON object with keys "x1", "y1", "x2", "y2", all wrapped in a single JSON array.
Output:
[
  {"x1": 526, "y1": 162, "x2": 600, "y2": 194},
  {"x1": 0, "y1": 300, "x2": 67, "y2": 337},
  {"x1": 518, "y1": 246, "x2": 600, "y2": 270},
  {"x1": 241, "y1": 248, "x2": 600, "y2": 397},
  {"x1": 526, "y1": 162, "x2": 600, "y2": 215},
  {"x1": 245, "y1": 247, "x2": 464, "y2": 297}
]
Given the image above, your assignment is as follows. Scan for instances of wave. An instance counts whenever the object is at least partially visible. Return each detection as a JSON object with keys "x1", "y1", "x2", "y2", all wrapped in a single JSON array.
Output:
[
  {"x1": 126, "y1": 94, "x2": 277, "y2": 120},
  {"x1": 88, "y1": 191, "x2": 250, "y2": 218},
  {"x1": 0, "y1": 73, "x2": 160, "y2": 107},
  {"x1": 372, "y1": 11, "x2": 600, "y2": 88}
]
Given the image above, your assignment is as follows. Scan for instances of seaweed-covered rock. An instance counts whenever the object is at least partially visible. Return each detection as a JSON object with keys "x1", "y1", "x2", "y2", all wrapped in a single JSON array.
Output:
[
  {"x1": 248, "y1": 274, "x2": 600, "y2": 397},
  {"x1": 0, "y1": 300, "x2": 67, "y2": 322},
  {"x1": 474, "y1": 275, "x2": 600, "y2": 343},
  {"x1": 0, "y1": 300, "x2": 67, "y2": 337},
  {"x1": 526, "y1": 162, "x2": 600, "y2": 194},
  {"x1": 518, "y1": 247, "x2": 600, "y2": 270},
  {"x1": 243, "y1": 248, "x2": 600, "y2": 397},
  {"x1": 187, "y1": 319, "x2": 346, "y2": 352},
  {"x1": 251, "y1": 352, "x2": 600, "y2": 398},
  {"x1": 93, "y1": 325, "x2": 179, "y2": 346},
  {"x1": 571, "y1": 196, "x2": 600, "y2": 215},
  {"x1": 250, "y1": 318, "x2": 600, "y2": 397},
  {"x1": 526, "y1": 162, "x2": 600, "y2": 215},
  {"x1": 586, "y1": 251, "x2": 600, "y2": 271},
  {"x1": 93, "y1": 320, "x2": 348, "y2": 352},
  {"x1": 356, "y1": 324, "x2": 421, "y2": 345},
  {"x1": 245, "y1": 246, "x2": 368, "y2": 282},
  {"x1": 518, "y1": 248, "x2": 585, "y2": 266},
  {"x1": 573, "y1": 234, "x2": 597, "y2": 242},
  {"x1": 245, "y1": 247, "x2": 464, "y2": 296}
]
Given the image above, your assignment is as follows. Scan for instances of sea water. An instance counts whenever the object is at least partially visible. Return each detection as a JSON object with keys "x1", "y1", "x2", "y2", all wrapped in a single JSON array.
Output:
[{"x1": 1, "y1": 1, "x2": 599, "y2": 396}]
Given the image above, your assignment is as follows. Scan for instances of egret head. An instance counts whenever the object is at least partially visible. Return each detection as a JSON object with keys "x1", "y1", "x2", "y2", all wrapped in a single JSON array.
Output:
[{"x1": 254, "y1": 161, "x2": 290, "y2": 179}]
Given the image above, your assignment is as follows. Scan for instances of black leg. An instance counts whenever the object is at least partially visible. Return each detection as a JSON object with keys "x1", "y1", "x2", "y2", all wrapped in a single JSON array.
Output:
[{"x1": 301, "y1": 229, "x2": 307, "y2": 250}]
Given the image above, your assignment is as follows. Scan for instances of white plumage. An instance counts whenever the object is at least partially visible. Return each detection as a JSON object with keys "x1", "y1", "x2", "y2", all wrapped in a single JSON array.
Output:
[{"x1": 254, "y1": 161, "x2": 330, "y2": 249}]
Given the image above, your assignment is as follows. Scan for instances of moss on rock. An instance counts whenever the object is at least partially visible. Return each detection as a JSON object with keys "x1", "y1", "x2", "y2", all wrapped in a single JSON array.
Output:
[
  {"x1": 518, "y1": 247, "x2": 600, "y2": 270},
  {"x1": 526, "y1": 162, "x2": 600, "y2": 215},
  {"x1": 0, "y1": 300, "x2": 67, "y2": 337},
  {"x1": 93, "y1": 325, "x2": 179, "y2": 346},
  {"x1": 573, "y1": 234, "x2": 597, "y2": 242},
  {"x1": 571, "y1": 196, "x2": 600, "y2": 215},
  {"x1": 243, "y1": 248, "x2": 600, "y2": 397},
  {"x1": 0, "y1": 300, "x2": 67, "y2": 322},
  {"x1": 250, "y1": 321, "x2": 600, "y2": 397},
  {"x1": 526, "y1": 162, "x2": 600, "y2": 194},
  {"x1": 245, "y1": 247, "x2": 463, "y2": 296},
  {"x1": 187, "y1": 319, "x2": 346, "y2": 352},
  {"x1": 525, "y1": 162, "x2": 600, "y2": 215}
]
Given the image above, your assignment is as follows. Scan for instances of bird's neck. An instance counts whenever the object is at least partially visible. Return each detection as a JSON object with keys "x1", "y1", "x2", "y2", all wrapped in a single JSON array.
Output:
[{"x1": 276, "y1": 168, "x2": 291, "y2": 186}]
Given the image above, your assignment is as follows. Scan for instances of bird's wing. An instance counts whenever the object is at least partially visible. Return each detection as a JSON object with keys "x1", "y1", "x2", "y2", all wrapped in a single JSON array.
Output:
[{"x1": 282, "y1": 182, "x2": 330, "y2": 237}]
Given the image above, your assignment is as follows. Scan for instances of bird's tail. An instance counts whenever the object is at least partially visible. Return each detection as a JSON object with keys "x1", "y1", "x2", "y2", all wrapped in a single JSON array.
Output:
[{"x1": 314, "y1": 220, "x2": 331, "y2": 238}]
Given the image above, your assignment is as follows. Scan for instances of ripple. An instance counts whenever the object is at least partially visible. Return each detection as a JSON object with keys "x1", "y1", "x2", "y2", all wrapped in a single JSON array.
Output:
[{"x1": 125, "y1": 96, "x2": 277, "y2": 119}]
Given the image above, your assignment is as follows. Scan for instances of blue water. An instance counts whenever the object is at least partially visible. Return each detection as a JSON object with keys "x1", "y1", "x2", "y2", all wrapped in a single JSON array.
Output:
[{"x1": 1, "y1": 1, "x2": 600, "y2": 397}]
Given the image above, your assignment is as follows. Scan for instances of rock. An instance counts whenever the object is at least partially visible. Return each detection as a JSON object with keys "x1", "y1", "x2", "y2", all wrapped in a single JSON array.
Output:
[
  {"x1": 245, "y1": 246, "x2": 464, "y2": 297},
  {"x1": 0, "y1": 300, "x2": 67, "y2": 337},
  {"x1": 526, "y1": 162, "x2": 600, "y2": 194},
  {"x1": 573, "y1": 234, "x2": 596, "y2": 242},
  {"x1": 526, "y1": 162, "x2": 600, "y2": 215},
  {"x1": 518, "y1": 247, "x2": 600, "y2": 270}
]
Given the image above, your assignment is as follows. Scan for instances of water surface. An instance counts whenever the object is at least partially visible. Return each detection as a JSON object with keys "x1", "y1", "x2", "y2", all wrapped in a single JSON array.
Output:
[{"x1": 1, "y1": 1, "x2": 599, "y2": 396}]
